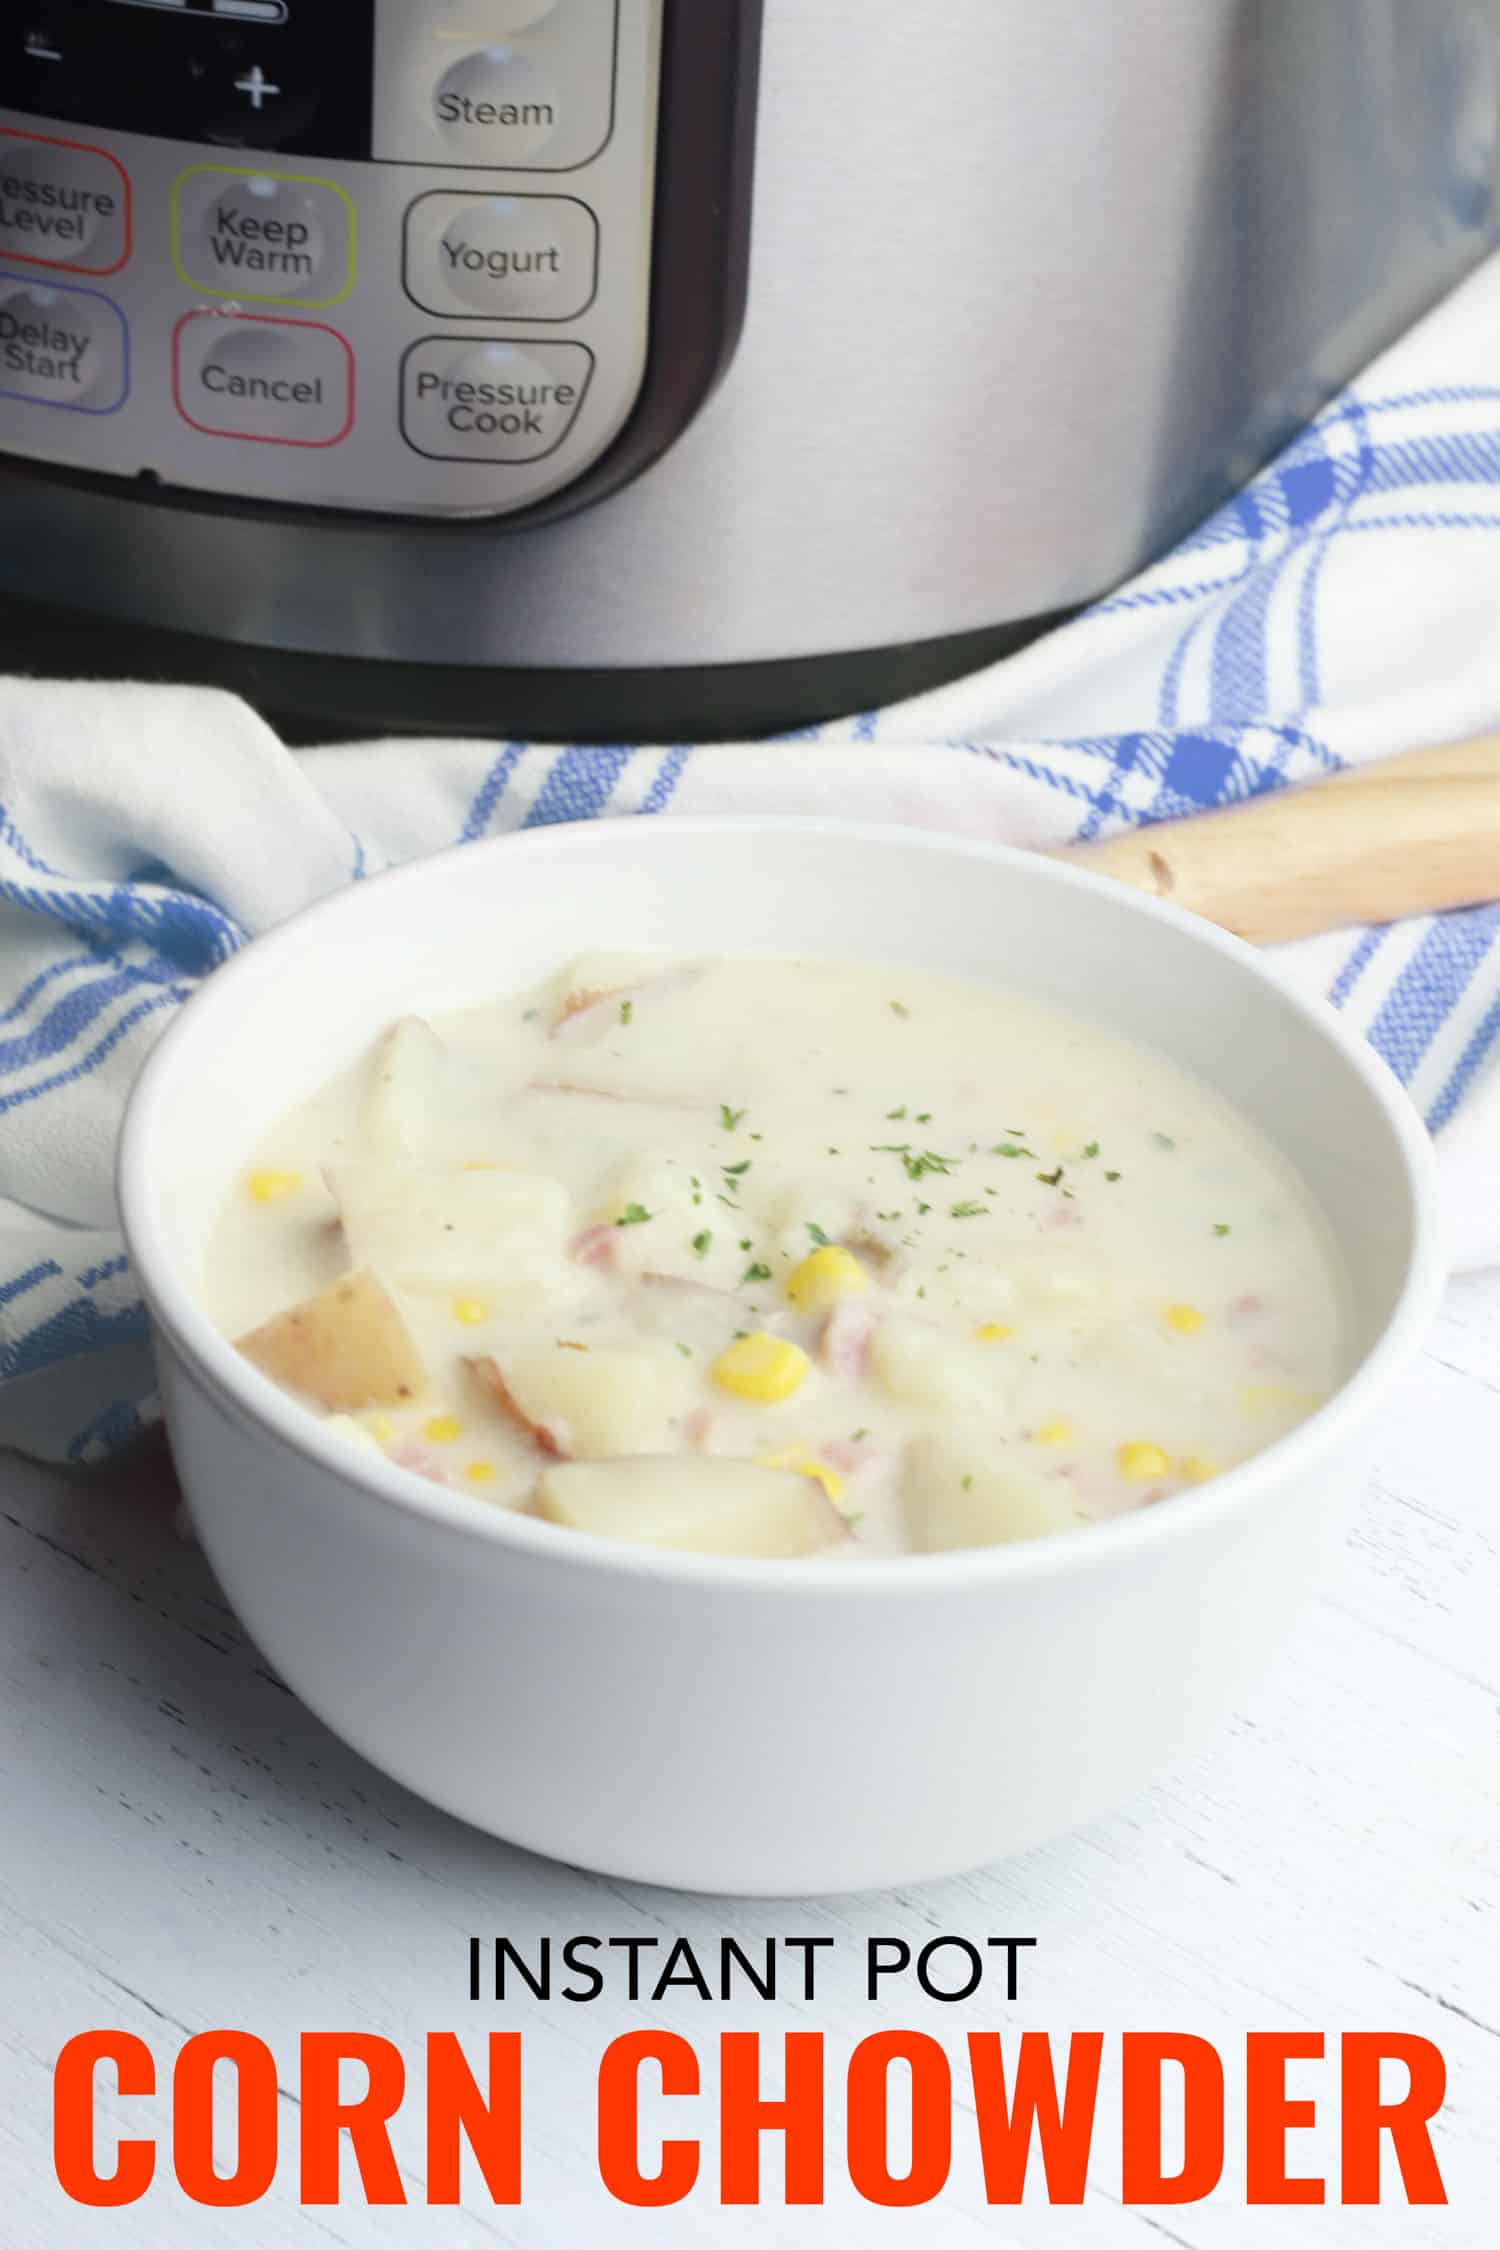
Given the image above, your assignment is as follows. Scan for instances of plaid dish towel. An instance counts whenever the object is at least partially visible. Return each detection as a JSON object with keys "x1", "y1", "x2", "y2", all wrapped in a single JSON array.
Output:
[{"x1": 4, "y1": 258, "x2": 1500, "y2": 1464}]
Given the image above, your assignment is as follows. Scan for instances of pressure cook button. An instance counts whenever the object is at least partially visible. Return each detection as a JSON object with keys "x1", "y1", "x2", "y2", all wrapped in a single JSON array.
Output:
[
  {"x1": 172, "y1": 167, "x2": 355, "y2": 310},
  {"x1": 404, "y1": 192, "x2": 597, "y2": 321},
  {"x1": 433, "y1": 48, "x2": 560, "y2": 163},
  {"x1": 172, "y1": 311, "x2": 354, "y2": 447},
  {"x1": 0, "y1": 130, "x2": 131, "y2": 278},
  {"x1": 400, "y1": 337, "x2": 593, "y2": 463},
  {"x1": 0, "y1": 275, "x2": 127, "y2": 414}
]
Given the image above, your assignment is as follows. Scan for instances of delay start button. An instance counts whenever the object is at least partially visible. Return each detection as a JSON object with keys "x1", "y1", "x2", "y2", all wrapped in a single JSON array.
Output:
[
  {"x1": 400, "y1": 337, "x2": 593, "y2": 463},
  {"x1": 0, "y1": 275, "x2": 127, "y2": 413},
  {"x1": 172, "y1": 311, "x2": 354, "y2": 447}
]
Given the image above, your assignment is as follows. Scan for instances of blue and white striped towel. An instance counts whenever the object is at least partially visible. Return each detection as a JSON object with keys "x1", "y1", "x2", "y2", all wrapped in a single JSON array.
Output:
[{"x1": 5, "y1": 254, "x2": 1500, "y2": 1466}]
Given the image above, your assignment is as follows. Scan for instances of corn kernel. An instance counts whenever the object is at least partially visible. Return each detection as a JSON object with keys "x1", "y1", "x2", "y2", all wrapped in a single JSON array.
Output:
[
  {"x1": 1118, "y1": 1441, "x2": 1171, "y2": 1481},
  {"x1": 712, "y1": 1331, "x2": 811, "y2": 1404},
  {"x1": 760, "y1": 1446, "x2": 845, "y2": 1503},
  {"x1": 976, "y1": 1322, "x2": 1014, "y2": 1343},
  {"x1": 1164, "y1": 1303, "x2": 1206, "y2": 1336},
  {"x1": 465, "y1": 1460, "x2": 498, "y2": 1485},
  {"x1": 247, "y1": 1168, "x2": 302, "y2": 1204},
  {"x1": 423, "y1": 1413, "x2": 464, "y2": 1444},
  {"x1": 368, "y1": 1416, "x2": 395, "y2": 1445},
  {"x1": 785, "y1": 1245, "x2": 870, "y2": 1315},
  {"x1": 1035, "y1": 1418, "x2": 1075, "y2": 1447},
  {"x1": 1179, "y1": 1455, "x2": 1220, "y2": 1485},
  {"x1": 453, "y1": 1297, "x2": 490, "y2": 1326}
]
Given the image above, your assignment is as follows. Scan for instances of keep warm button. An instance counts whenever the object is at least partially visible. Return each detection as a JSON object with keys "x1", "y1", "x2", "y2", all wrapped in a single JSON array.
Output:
[
  {"x1": 400, "y1": 337, "x2": 593, "y2": 464},
  {"x1": 173, "y1": 311, "x2": 354, "y2": 447}
]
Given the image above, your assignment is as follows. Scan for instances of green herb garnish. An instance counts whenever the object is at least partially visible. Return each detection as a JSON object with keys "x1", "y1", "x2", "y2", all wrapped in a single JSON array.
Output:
[
  {"x1": 724, "y1": 1159, "x2": 752, "y2": 1178},
  {"x1": 720, "y1": 1104, "x2": 747, "y2": 1132},
  {"x1": 1036, "y1": 1166, "x2": 1065, "y2": 1188},
  {"x1": 692, "y1": 1230, "x2": 712, "y2": 1258},
  {"x1": 994, "y1": 1142, "x2": 1035, "y2": 1160},
  {"x1": 619, "y1": 1000, "x2": 633, "y2": 1025},
  {"x1": 1105, "y1": 1170, "x2": 1122, "y2": 1183},
  {"x1": 950, "y1": 1200, "x2": 988, "y2": 1219},
  {"x1": 616, "y1": 1203, "x2": 653, "y2": 1227},
  {"x1": 1214, "y1": 1222, "x2": 1232, "y2": 1237},
  {"x1": 806, "y1": 1222, "x2": 832, "y2": 1246},
  {"x1": 1152, "y1": 1132, "x2": 1178, "y2": 1151},
  {"x1": 886, "y1": 1105, "x2": 908, "y2": 1121},
  {"x1": 741, "y1": 1262, "x2": 772, "y2": 1284},
  {"x1": 1082, "y1": 1141, "x2": 1100, "y2": 1159},
  {"x1": 889, "y1": 999, "x2": 911, "y2": 1019}
]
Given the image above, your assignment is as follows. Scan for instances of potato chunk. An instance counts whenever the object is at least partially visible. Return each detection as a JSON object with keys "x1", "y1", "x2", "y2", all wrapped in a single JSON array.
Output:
[
  {"x1": 332, "y1": 1160, "x2": 571, "y2": 1306},
  {"x1": 531, "y1": 1457, "x2": 850, "y2": 1557},
  {"x1": 869, "y1": 1318, "x2": 1004, "y2": 1419},
  {"x1": 482, "y1": 1344, "x2": 694, "y2": 1459},
  {"x1": 902, "y1": 1434, "x2": 1084, "y2": 1553},
  {"x1": 361, "y1": 1016, "x2": 446, "y2": 1156},
  {"x1": 237, "y1": 1270, "x2": 425, "y2": 1412}
]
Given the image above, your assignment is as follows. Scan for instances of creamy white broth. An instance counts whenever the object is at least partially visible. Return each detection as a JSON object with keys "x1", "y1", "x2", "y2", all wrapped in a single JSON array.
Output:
[{"x1": 204, "y1": 953, "x2": 1351, "y2": 1559}]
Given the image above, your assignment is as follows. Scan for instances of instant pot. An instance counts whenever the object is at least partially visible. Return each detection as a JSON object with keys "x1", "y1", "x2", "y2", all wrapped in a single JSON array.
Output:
[{"x1": 2, "y1": 0, "x2": 1499, "y2": 740}]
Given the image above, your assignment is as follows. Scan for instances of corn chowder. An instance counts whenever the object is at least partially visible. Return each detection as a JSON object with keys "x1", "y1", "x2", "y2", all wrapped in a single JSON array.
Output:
[{"x1": 206, "y1": 953, "x2": 1350, "y2": 1559}]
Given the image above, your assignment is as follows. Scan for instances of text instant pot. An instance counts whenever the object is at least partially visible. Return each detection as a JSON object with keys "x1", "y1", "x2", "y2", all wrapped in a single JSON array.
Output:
[{"x1": 52, "y1": 1934, "x2": 1450, "y2": 2212}]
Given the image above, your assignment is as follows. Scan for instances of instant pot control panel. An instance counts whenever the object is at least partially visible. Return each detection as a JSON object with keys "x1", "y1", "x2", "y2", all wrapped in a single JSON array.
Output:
[{"x1": 0, "y1": 0, "x2": 759, "y2": 520}]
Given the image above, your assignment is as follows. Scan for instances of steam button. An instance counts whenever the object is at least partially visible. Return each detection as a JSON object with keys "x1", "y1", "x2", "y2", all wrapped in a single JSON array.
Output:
[{"x1": 433, "y1": 48, "x2": 560, "y2": 163}]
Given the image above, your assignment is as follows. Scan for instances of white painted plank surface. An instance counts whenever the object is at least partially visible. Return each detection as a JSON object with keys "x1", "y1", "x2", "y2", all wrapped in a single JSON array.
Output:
[{"x1": 1, "y1": 1276, "x2": 1497, "y2": 2248}]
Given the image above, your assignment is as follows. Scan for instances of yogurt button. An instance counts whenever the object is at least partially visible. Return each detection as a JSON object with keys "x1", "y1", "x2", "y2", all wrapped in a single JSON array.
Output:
[
  {"x1": 411, "y1": 192, "x2": 596, "y2": 319},
  {"x1": 401, "y1": 337, "x2": 593, "y2": 461},
  {"x1": 433, "y1": 48, "x2": 559, "y2": 163}
]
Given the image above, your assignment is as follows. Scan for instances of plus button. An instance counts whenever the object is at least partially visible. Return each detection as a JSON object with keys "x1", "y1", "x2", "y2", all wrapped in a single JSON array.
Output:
[{"x1": 234, "y1": 64, "x2": 281, "y2": 113}]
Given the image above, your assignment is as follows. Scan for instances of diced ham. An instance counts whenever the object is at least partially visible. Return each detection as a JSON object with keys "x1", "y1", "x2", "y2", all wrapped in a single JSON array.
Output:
[
  {"x1": 550, "y1": 965, "x2": 703, "y2": 1044},
  {"x1": 820, "y1": 1297, "x2": 876, "y2": 1381},
  {"x1": 570, "y1": 1223, "x2": 617, "y2": 1269},
  {"x1": 821, "y1": 1435, "x2": 885, "y2": 1476},
  {"x1": 1230, "y1": 1293, "x2": 1267, "y2": 1326},
  {"x1": 684, "y1": 1407, "x2": 719, "y2": 1452},
  {"x1": 467, "y1": 1356, "x2": 569, "y2": 1458},
  {"x1": 391, "y1": 1440, "x2": 453, "y2": 1489},
  {"x1": 1042, "y1": 1202, "x2": 1084, "y2": 1232}
]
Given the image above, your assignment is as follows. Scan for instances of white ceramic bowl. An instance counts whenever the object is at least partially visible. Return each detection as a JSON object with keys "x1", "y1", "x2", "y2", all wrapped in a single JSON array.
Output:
[{"x1": 118, "y1": 821, "x2": 1443, "y2": 1896}]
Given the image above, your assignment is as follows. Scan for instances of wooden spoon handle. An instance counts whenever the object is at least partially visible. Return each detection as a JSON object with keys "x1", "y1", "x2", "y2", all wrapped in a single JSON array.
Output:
[{"x1": 1059, "y1": 734, "x2": 1500, "y2": 944}]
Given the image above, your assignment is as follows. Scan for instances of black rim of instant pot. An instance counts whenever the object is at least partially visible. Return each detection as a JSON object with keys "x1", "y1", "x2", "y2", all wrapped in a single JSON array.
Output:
[{"x1": 0, "y1": 594, "x2": 1075, "y2": 745}]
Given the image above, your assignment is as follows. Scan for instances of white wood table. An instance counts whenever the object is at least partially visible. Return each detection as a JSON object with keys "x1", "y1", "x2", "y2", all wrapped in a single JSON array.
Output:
[{"x1": 2, "y1": 1275, "x2": 1497, "y2": 2249}]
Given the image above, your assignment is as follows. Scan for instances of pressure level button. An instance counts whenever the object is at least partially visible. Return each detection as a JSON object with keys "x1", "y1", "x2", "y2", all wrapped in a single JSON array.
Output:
[
  {"x1": 400, "y1": 337, "x2": 593, "y2": 463},
  {"x1": 434, "y1": 48, "x2": 560, "y2": 163}
]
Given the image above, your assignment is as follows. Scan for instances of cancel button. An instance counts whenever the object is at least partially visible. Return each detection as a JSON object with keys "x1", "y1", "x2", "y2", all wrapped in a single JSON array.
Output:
[
  {"x1": 173, "y1": 311, "x2": 354, "y2": 446},
  {"x1": 401, "y1": 337, "x2": 592, "y2": 462}
]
